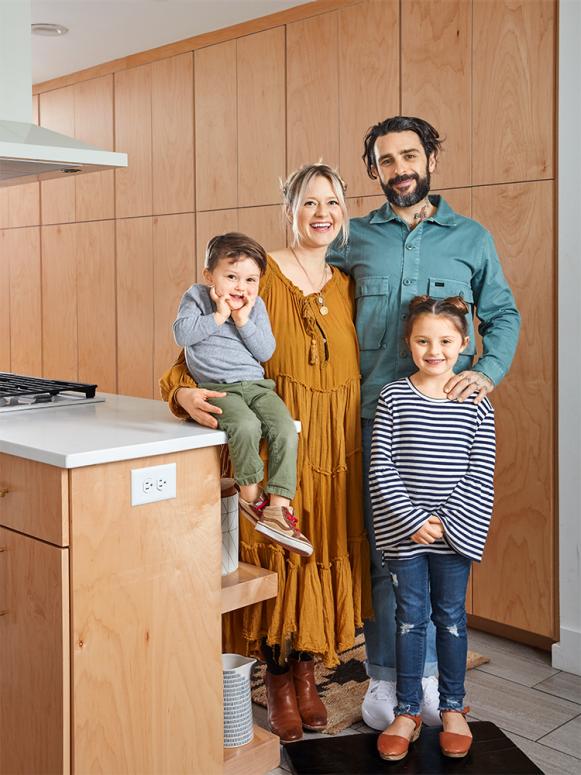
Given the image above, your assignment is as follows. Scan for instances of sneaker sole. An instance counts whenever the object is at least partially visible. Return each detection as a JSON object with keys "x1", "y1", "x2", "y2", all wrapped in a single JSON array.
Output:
[
  {"x1": 255, "y1": 522, "x2": 313, "y2": 556},
  {"x1": 361, "y1": 706, "x2": 394, "y2": 731}
]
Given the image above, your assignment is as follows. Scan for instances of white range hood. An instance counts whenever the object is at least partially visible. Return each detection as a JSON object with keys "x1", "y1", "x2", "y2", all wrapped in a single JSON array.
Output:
[{"x1": 0, "y1": 1, "x2": 127, "y2": 187}]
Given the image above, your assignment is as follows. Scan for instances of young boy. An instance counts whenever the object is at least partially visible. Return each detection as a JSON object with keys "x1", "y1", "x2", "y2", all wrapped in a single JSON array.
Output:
[{"x1": 173, "y1": 232, "x2": 312, "y2": 557}]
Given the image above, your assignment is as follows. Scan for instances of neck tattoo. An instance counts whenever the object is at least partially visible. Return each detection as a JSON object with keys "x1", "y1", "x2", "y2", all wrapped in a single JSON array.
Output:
[
  {"x1": 290, "y1": 247, "x2": 329, "y2": 316},
  {"x1": 412, "y1": 198, "x2": 431, "y2": 224}
]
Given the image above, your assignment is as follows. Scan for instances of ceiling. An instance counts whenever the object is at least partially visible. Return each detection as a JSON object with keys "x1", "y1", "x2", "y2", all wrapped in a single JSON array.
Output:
[{"x1": 31, "y1": 0, "x2": 310, "y2": 84}]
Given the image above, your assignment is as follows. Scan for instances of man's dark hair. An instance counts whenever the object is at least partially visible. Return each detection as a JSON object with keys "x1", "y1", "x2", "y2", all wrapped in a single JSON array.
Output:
[
  {"x1": 362, "y1": 116, "x2": 443, "y2": 180},
  {"x1": 205, "y1": 232, "x2": 267, "y2": 275}
]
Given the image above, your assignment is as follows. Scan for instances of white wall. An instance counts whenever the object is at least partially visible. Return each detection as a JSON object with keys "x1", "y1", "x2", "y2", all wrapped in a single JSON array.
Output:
[{"x1": 552, "y1": 0, "x2": 581, "y2": 676}]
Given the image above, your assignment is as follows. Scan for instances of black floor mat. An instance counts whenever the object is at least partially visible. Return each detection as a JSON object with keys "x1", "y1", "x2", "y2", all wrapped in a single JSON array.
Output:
[{"x1": 283, "y1": 721, "x2": 543, "y2": 775}]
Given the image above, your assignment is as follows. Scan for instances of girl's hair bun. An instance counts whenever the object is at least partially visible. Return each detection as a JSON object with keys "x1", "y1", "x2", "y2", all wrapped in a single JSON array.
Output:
[
  {"x1": 408, "y1": 294, "x2": 431, "y2": 310},
  {"x1": 442, "y1": 295, "x2": 469, "y2": 315}
]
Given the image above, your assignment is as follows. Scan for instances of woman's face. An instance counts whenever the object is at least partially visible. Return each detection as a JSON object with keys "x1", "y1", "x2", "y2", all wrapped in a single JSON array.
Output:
[{"x1": 295, "y1": 175, "x2": 344, "y2": 250}]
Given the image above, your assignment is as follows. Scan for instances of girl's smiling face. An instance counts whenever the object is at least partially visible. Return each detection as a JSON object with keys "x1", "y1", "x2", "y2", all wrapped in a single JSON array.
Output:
[
  {"x1": 204, "y1": 256, "x2": 260, "y2": 310},
  {"x1": 408, "y1": 313, "x2": 470, "y2": 377}
]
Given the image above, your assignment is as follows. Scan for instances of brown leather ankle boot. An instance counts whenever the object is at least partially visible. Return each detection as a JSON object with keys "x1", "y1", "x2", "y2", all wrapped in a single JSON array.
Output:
[
  {"x1": 289, "y1": 657, "x2": 328, "y2": 731},
  {"x1": 264, "y1": 670, "x2": 303, "y2": 743}
]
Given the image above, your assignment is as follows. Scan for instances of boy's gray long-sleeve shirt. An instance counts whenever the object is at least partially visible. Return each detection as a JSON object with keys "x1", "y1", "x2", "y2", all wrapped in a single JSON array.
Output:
[{"x1": 173, "y1": 283, "x2": 275, "y2": 384}]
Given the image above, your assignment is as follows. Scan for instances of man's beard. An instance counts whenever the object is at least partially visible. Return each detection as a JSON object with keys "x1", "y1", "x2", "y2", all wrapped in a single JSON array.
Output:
[{"x1": 381, "y1": 168, "x2": 431, "y2": 208}]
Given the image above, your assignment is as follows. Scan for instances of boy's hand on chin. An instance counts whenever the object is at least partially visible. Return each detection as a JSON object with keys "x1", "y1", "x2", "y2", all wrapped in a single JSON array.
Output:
[
  {"x1": 209, "y1": 285, "x2": 231, "y2": 324},
  {"x1": 230, "y1": 294, "x2": 256, "y2": 327}
]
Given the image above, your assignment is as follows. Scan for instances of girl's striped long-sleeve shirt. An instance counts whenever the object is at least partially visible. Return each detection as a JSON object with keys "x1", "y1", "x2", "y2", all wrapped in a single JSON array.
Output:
[{"x1": 369, "y1": 378, "x2": 496, "y2": 562}]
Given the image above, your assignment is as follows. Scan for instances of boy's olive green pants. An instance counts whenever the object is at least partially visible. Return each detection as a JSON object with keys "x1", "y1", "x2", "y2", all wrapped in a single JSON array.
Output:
[{"x1": 200, "y1": 379, "x2": 298, "y2": 500}]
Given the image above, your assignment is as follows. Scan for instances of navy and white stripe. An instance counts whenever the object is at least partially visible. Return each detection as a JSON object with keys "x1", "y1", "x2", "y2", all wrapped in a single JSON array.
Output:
[{"x1": 369, "y1": 378, "x2": 496, "y2": 562}]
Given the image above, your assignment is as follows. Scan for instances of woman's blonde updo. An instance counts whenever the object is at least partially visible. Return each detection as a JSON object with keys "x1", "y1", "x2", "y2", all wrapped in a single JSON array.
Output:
[{"x1": 281, "y1": 162, "x2": 349, "y2": 247}]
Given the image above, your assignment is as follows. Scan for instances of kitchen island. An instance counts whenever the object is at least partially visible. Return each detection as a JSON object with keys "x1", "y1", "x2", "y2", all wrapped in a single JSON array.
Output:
[{"x1": 0, "y1": 393, "x2": 279, "y2": 775}]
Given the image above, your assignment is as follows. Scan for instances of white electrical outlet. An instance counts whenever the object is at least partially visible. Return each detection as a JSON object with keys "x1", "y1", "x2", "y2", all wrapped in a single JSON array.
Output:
[{"x1": 131, "y1": 463, "x2": 177, "y2": 506}]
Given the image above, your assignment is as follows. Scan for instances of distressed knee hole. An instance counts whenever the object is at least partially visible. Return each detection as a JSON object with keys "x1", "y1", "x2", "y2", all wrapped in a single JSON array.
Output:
[
  {"x1": 400, "y1": 622, "x2": 414, "y2": 635},
  {"x1": 390, "y1": 572, "x2": 398, "y2": 587},
  {"x1": 447, "y1": 624, "x2": 459, "y2": 637}
]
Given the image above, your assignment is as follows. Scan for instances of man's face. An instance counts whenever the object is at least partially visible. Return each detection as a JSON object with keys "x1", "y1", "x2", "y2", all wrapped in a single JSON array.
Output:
[{"x1": 373, "y1": 130, "x2": 436, "y2": 208}]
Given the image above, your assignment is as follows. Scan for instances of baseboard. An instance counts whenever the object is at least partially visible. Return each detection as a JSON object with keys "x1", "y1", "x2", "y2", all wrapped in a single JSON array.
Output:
[
  {"x1": 467, "y1": 615, "x2": 555, "y2": 651},
  {"x1": 552, "y1": 627, "x2": 581, "y2": 676}
]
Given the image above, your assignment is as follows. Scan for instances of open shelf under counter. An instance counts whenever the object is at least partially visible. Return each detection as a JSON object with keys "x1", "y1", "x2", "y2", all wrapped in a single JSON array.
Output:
[
  {"x1": 223, "y1": 724, "x2": 280, "y2": 775},
  {"x1": 221, "y1": 561, "x2": 278, "y2": 614}
]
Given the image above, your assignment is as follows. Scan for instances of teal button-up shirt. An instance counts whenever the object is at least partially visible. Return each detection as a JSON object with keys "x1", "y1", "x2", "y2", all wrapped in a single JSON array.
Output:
[{"x1": 327, "y1": 195, "x2": 520, "y2": 419}]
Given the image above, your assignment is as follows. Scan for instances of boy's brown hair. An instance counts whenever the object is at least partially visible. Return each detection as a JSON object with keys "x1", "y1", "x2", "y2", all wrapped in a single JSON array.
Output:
[{"x1": 204, "y1": 232, "x2": 267, "y2": 275}]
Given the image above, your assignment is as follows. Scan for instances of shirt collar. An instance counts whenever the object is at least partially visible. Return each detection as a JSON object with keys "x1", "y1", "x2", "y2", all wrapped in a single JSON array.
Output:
[{"x1": 368, "y1": 194, "x2": 457, "y2": 227}]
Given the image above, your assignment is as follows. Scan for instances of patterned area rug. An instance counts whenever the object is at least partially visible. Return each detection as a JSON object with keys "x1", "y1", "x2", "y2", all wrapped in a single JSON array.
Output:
[{"x1": 251, "y1": 633, "x2": 489, "y2": 735}]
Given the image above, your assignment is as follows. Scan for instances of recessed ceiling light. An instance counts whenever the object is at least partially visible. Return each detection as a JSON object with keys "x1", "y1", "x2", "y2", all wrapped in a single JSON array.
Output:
[{"x1": 31, "y1": 23, "x2": 69, "y2": 37}]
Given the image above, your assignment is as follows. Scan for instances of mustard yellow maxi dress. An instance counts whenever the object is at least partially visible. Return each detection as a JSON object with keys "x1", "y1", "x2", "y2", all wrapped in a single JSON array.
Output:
[{"x1": 160, "y1": 256, "x2": 372, "y2": 667}]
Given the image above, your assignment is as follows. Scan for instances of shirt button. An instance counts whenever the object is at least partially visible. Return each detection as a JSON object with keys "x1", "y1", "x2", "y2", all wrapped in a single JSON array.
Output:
[
  {"x1": 403, "y1": 279, "x2": 412, "y2": 286},
  {"x1": 400, "y1": 351, "x2": 408, "y2": 358},
  {"x1": 406, "y1": 244, "x2": 414, "y2": 250},
  {"x1": 401, "y1": 313, "x2": 408, "y2": 320}
]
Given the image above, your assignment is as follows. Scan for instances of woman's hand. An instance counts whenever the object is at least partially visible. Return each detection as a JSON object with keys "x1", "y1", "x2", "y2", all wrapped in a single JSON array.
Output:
[
  {"x1": 175, "y1": 387, "x2": 226, "y2": 429},
  {"x1": 209, "y1": 285, "x2": 232, "y2": 325},
  {"x1": 230, "y1": 294, "x2": 256, "y2": 328},
  {"x1": 411, "y1": 516, "x2": 444, "y2": 545}
]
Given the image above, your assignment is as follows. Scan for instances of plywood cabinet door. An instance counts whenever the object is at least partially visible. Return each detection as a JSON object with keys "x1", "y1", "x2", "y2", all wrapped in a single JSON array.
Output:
[
  {"x1": 402, "y1": 0, "x2": 471, "y2": 190},
  {"x1": 237, "y1": 27, "x2": 286, "y2": 207},
  {"x1": 473, "y1": 0, "x2": 555, "y2": 185},
  {"x1": 472, "y1": 180, "x2": 555, "y2": 638},
  {"x1": 0, "y1": 527, "x2": 70, "y2": 775},
  {"x1": 195, "y1": 41, "x2": 237, "y2": 211},
  {"x1": 287, "y1": 12, "x2": 340, "y2": 173},
  {"x1": 115, "y1": 65, "x2": 153, "y2": 218},
  {"x1": 153, "y1": 213, "x2": 196, "y2": 388},
  {"x1": 39, "y1": 86, "x2": 76, "y2": 225},
  {"x1": 0, "y1": 231, "x2": 10, "y2": 370},
  {"x1": 74, "y1": 75, "x2": 115, "y2": 222},
  {"x1": 41, "y1": 223, "x2": 78, "y2": 381},
  {"x1": 152, "y1": 53, "x2": 195, "y2": 215},
  {"x1": 339, "y1": 0, "x2": 399, "y2": 197},
  {"x1": 116, "y1": 217, "x2": 154, "y2": 397},
  {"x1": 6, "y1": 226, "x2": 42, "y2": 376}
]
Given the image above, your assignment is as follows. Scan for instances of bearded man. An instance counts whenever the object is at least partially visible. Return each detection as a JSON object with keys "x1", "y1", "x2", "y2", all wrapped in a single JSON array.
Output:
[{"x1": 327, "y1": 115, "x2": 520, "y2": 729}]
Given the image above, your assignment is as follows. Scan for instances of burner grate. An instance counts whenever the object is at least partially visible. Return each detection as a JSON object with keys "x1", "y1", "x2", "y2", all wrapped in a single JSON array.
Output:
[{"x1": 0, "y1": 373, "x2": 97, "y2": 404}]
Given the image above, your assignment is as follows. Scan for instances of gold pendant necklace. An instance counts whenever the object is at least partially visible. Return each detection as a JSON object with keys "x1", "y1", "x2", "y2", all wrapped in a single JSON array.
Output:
[{"x1": 290, "y1": 247, "x2": 329, "y2": 315}]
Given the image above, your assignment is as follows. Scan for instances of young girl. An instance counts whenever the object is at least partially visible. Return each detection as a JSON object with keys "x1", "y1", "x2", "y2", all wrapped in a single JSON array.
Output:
[{"x1": 369, "y1": 295, "x2": 496, "y2": 761}]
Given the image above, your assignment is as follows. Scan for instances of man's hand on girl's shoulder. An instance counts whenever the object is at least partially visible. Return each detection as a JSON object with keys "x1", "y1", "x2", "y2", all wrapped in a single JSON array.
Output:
[{"x1": 444, "y1": 370, "x2": 494, "y2": 404}]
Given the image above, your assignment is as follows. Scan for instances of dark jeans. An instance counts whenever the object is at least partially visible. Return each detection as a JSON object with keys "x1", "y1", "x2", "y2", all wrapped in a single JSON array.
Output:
[{"x1": 389, "y1": 552, "x2": 472, "y2": 715}]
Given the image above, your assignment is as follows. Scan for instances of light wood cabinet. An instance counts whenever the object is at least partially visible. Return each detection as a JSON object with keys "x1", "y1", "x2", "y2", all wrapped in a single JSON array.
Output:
[
  {"x1": 402, "y1": 0, "x2": 471, "y2": 190},
  {"x1": 74, "y1": 75, "x2": 115, "y2": 223},
  {"x1": 339, "y1": 0, "x2": 399, "y2": 197},
  {"x1": 473, "y1": 0, "x2": 555, "y2": 185},
  {"x1": 116, "y1": 217, "x2": 155, "y2": 397},
  {"x1": 39, "y1": 86, "x2": 76, "y2": 225},
  {"x1": 0, "y1": 527, "x2": 70, "y2": 775},
  {"x1": 0, "y1": 447, "x2": 225, "y2": 774},
  {"x1": 115, "y1": 64, "x2": 153, "y2": 218},
  {"x1": 472, "y1": 180, "x2": 555, "y2": 639},
  {"x1": 152, "y1": 54, "x2": 195, "y2": 215},
  {"x1": 41, "y1": 224, "x2": 78, "y2": 381},
  {"x1": 287, "y1": 11, "x2": 340, "y2": 173},
  {"x1": 237, "y1": 28, "x2": 286, "y2": 207},
  {"x1": 195, "y1": 41, "x2": 237, "y2": 212},
  {"x1": 0, "y1": 235, "x2": 9, "y2": 370}
]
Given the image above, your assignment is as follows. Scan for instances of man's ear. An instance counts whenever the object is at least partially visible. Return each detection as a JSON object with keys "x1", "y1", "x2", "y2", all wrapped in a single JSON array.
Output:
[{"x1": 428, "y1": 152, "x2": 437, "y2": 174}]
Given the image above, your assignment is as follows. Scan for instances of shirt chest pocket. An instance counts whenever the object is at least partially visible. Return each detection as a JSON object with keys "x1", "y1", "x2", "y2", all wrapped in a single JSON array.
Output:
[
  {"x1": 427, "y1": 277, "x2": 476, "y2": 355},
  {"x1": 355, "y1": 276, "x2": 390, "y2": 350}
]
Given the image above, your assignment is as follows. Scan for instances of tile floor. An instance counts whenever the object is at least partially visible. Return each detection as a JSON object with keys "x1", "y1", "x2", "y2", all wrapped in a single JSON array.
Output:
[{"x1": 259, "y1": 628, "x2": 581, "y2": 775}]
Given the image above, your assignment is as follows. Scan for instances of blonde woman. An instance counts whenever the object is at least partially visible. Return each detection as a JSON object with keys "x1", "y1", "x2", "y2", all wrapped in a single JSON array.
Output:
[{"x1": 160, "y1": 163, "x2": 372, "y2": 743}]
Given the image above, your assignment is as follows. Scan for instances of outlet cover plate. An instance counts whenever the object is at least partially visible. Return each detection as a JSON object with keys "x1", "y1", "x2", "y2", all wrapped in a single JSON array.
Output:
[{"x1": 131, "y1": 463, "x2": 177, "y2": 506}]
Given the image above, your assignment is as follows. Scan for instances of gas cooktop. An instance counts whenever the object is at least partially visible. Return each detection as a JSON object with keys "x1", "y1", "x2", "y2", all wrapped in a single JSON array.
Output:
[{"x1": 0, "y1": 373, "x2": 105, "y2": 412}]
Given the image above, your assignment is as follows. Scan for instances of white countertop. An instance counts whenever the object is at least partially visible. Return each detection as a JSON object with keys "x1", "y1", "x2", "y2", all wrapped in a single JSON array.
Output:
[{"x1": 0, "y1": 393, "x2": 228, "y2": 468}]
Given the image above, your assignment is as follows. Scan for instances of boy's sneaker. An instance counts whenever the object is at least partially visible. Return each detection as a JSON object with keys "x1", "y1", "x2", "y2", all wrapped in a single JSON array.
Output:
[
  {"x1": 238, "y1": 488, "x2": 270, "y2": 527},
  {"x1": 255, "y1": 506, "x2": 313, "y2": 557}
]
